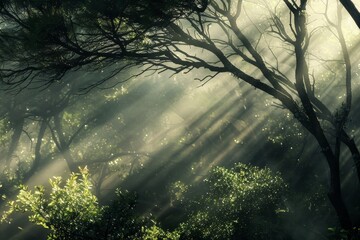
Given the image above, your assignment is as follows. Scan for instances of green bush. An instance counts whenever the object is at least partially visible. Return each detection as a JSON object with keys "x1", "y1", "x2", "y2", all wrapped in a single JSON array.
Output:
[
  {"x1": 177, "y1": 163, "x2": 287, "y2": 240},
  {"x1": 2, "y1": 167, "x2": 101, "y2": 239},
  {"x1": 2, "y1": 163, "x2": 287, "y2": 240},
  {"x1": 1, "y1": 167, "x2": 176, "y2": 240}
]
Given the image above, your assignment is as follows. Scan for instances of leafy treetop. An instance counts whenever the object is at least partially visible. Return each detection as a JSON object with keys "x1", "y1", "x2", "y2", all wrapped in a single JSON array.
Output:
[{"x1": 0, "y1": 0, "x2": 208, "y2": 88}]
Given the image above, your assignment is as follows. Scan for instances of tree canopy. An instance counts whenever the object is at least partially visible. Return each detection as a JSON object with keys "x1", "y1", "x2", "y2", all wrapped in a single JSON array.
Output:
[
  {"x1": 0, "y1": 0, "x2": 357, "y2": 89},
  {"x1": 0, "y1": 0, "x2": 208, "y2": 89}
]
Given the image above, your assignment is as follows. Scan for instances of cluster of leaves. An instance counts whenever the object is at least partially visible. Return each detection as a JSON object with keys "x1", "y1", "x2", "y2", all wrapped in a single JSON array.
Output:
[
  {"x1": 0, "y1": 118, "x2": 10, "y2": 147},
  {"x1": 0, "y1": 163, "x2": 30, "y2": 205},
  {"x1": 1, "y1": 167, "x2": 174, "y2": 240},
  {"x1": 1, "y1": 163, "x2": 288, "y2": 239},
  {"x1": 0, "y1": 0, "x2": 208, "y2": 87},
  {"x1": 175, "y1": 163, "x2": 287, "y2": 240},
  {"x1": 1, "y1": 167, "x2": 101, "y2": 239}
]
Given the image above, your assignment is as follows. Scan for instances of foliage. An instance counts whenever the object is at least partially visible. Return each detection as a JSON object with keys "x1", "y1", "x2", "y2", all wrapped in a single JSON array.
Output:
[
  {"x1": 140, "y1": 225, "x2": 180, "y2": 240},
  {"x1": 0, "y1": 0, "x2": 208, "y2": 88},
  {"x1": 1, "y1": 167, "x2": 101, "y2": 239},
  {"x1": 177, "y1": 163, "x2": 287, "y2": 240},
  {"x1": 169, "y1": 180, "x2": 189, "y2": 206},
  {"x1": 0, "y1": 162, "x2": 31, "y2": 205},
  {"x1": 0, "y1": 118, "x2": 10, "y2": 147},
  {"x1": 1, "y1": 167, "x2": 176, "y2": 240},
  {"x1": 91, "y1": 189, "x2": 154, "y2": 240}
]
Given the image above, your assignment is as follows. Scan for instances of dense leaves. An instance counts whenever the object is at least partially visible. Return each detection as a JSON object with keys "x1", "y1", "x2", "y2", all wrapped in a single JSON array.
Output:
[
  {"x1": 1, "y1": 163, "x2": 289, "y2": 239},
  {"x1": 1, "y1": 167, "x2": 176, "y2": 240},
  {"x1": 177, "y1": 163, "x2": 287, "y2": 239},
  {"x1": 0, "y1": 0, "x2": 208, "y2": 88},
  {"x1": 1, "y1": 167, "x2": 101, "y2": 239}
]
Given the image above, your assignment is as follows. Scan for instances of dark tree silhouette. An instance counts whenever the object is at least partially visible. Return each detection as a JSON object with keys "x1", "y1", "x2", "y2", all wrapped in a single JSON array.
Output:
[
  {"x1": 339, "y1": 0, "x2": 360, "y2": 28},
  {"x1": 0, "y1": 0, "x2": 208, "y2": 89}
]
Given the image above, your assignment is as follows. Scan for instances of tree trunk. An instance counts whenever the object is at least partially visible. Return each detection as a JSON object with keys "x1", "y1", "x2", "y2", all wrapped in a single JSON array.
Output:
[
  {"x1": 53, "y1": 114, "x2": 79, "y2": 173},
  {"x1": 341, "y1": 131, "x2": 360, "y2": 184},
  {"x1": 23, "y1": 119, "x2": 47, "y2": 182},
  {"x1": 31, "y1": 119, "x2": 47, "y2": 173},
  {"x1": 288, "y1": 1, "x2": 354, "y2": 232},
  {"x1": 6, "y1": 117, "x2": 24, "y2": 168},
  {"x1": 327, "y1": 158, "x2": 353, "y2": 230},
  {"x1": 320, "y1": 144, "x2": 353, "y2": 231}
]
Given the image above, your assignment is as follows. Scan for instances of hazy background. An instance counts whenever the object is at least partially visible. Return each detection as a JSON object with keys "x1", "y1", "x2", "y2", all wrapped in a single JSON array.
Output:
[{"x1": 0, "y1": 0, "x2": 360, "y2": 239}]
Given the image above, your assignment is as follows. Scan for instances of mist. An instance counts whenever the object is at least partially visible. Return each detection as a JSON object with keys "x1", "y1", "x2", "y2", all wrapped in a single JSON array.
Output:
[{"x1": 0, "y1": 0, "x2": 360, "y2": 239}]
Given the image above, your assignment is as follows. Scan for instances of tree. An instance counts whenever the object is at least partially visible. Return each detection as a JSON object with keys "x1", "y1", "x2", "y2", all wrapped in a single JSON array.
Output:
[
  {"x1": 1, "y1": 163, "x2": 288, "y2": 240},
  {"x1": 0, "y1": 0, "x2": 208, "y2": 90},
  {"x1": 0, "y1": 73, "x2": 153, "y2": 189},
  {"x1": 1, "y1": 167, "x2": 102, "y2": 239},
  {"x1": 1, "y1": 167, "x2": 178, "y2": 240},
  {"x1": 0, "y1": 0, "x2": 359, "y2": 235},
  {"x1": 174, "y1": 163, "x2": 287, "y2": 239}
]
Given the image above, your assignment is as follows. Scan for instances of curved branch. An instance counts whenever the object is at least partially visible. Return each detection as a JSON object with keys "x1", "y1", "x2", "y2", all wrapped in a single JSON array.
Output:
[{"x1": 339, "y1": 0, "x2": 360, "y2": 28}]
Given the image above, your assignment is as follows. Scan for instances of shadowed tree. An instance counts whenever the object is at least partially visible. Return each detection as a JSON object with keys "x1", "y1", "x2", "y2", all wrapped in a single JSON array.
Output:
[
  {"x1": 0, "y1": 0, "x2": 359, "y2": 236},
  {"x1": 0, "y1": 0, "x2": 208, "y2": 90},
  {"x1": 0, "y1": 80, "x2": 154, "y2": 181},
  {"x1": 338, "y1": 0, "x2": 360, "y2": 28}
]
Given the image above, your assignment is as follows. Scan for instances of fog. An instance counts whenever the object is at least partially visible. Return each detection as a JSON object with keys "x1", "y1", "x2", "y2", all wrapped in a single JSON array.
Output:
[{"x1": 0, "y1": 0, "x2": 360, "y2": 239}]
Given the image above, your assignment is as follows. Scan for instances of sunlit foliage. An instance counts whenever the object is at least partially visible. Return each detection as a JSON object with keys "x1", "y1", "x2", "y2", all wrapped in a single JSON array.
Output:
[
  {"x1": 1, "y1": 167, "x2": 101, "y2": 239},
  {"x1": 1, "y1": 167, "x2": 176, "y2": 240},
  {"x1": 1, "y1": 163, "x2": 290, "y2": 239},
  {"x1": 176, "y1": 163, "x2": 287, "y2": 239}
]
